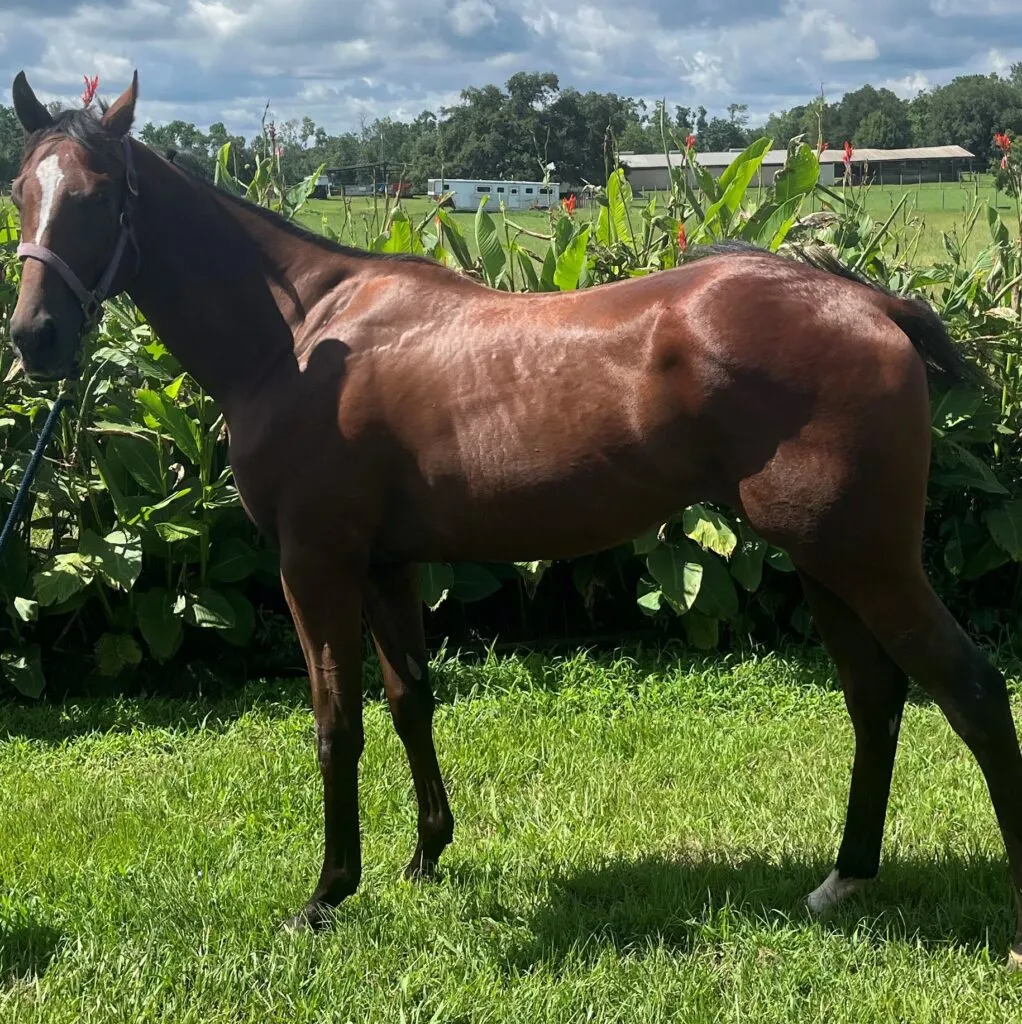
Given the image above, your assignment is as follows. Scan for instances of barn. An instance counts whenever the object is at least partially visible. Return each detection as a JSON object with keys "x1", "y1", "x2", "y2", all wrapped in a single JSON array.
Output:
[{"x1": 619, "y1": 145, "x2": 976, "y2": 192}]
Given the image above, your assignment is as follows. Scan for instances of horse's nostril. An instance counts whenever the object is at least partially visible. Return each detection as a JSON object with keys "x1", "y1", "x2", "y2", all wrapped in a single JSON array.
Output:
[{"x1": 10, "y1": 315, "x2": 61, "y2": 377}]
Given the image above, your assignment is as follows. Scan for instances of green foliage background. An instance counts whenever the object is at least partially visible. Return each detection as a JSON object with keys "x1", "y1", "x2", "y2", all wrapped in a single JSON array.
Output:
[{"x1": 3, "y1": 133, "x2": 1022, "y2": 697}]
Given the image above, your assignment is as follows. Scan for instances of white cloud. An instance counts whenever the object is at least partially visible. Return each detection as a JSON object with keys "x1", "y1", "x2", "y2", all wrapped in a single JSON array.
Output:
[
  {"x1": 882, "y1": 72, "x2": 931, "y2": 97},
  {"x1": 0, "y1": 0, "x2": 1017, "y2": 138},
  {"x1": 449, "y1": 0, "x2": 498, "y2": 36}
]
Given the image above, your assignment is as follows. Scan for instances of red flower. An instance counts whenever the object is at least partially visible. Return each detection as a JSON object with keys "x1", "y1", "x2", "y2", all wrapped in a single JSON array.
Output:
[
  {"x1": 81, "y1": 74, "x2": 99, "y2": 108},
  {"x1": 817, "y1": 140, "x2": 829, "y2": 154},
  {"x1": 843, "y1": 141, "x2": 854, "y2": 166},
  {"x1": 995, "y1": 131, "x2": 1012, "y2": 153},
  {"x1": 563, "y1": 194, "x2": 577, "y2": 215},
  {"x1": 677, "y1": 223, "x2": 687, "y2": 253},
  {"x1": 685, "y1": 134, "x2": 697, "y2": 150}
]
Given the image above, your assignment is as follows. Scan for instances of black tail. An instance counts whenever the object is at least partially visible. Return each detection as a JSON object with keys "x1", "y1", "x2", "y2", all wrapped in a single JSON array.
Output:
[
  {"x1": 794, "y1": 243, "x2": 982, "y2": 389},
  {"x1": 689, "y1": 240, "x2": 985, "y2": 390}
]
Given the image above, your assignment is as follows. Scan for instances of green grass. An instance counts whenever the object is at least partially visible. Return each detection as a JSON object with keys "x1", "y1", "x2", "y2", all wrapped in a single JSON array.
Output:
[
  {"x1": 300, "y1": 182, "x2": 1021, "y2": 268},
  {"x1": 3, "y1": 649, "x2": 1022, "y2": 1022}
]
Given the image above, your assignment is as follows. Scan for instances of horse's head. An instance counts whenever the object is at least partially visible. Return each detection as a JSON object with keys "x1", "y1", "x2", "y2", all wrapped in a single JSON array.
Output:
[{"x1": 9, "y1": 71, "x2": 139, "y2": 380}]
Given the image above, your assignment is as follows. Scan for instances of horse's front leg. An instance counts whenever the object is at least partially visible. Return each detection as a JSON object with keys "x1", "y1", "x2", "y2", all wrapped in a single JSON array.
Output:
[{"x1": 280, "y1": 552, "x2": 365, "y2": 931}]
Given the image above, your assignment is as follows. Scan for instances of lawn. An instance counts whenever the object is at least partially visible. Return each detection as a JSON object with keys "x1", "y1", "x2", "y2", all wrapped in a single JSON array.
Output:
[
  {"x1": 2, "y1": 649, "x2": 1022, "y2": 1022},
  {"x1": 300, "y1": 181, "x2": 1020, "y2": 268}
]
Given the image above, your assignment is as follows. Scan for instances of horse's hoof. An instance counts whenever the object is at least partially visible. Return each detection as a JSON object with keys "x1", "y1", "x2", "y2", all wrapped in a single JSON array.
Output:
[
  {"x1": 1009, "y1": 941, "x2": 1022, "y2": 972},
  {"x1": 281, "y1": 902, "x2": 335, "y2": 933},
  {"x1": 403, "y1": 852, "x2": 439, "y2": 882},
  {"x1": 806, "y1": 869, "x2": 865, "y2": 916}
]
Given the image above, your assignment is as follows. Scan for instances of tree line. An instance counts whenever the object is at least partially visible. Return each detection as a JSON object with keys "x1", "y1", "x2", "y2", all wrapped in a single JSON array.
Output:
[{"x1": 3, "y1": 65, "x2": 1022, "y2": 190}]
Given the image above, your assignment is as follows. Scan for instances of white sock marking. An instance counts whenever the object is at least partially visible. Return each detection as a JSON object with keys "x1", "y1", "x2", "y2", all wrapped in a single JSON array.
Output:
[
  {"x1": 34, "y1": 153, "x2": 65, "y2": 244},
  {"x1": 806, "y1": 869, "x2": 865, "y2": 915}
]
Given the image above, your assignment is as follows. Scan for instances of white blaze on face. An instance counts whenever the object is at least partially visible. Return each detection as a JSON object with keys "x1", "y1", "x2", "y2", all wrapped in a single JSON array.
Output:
[{"x1": 33, "y1": 153, "x2": 65, "y2": 245}]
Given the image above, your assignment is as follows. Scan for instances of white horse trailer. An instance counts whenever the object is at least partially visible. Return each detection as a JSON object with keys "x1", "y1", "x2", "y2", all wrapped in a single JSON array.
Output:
[{"x1": 427, "y1": 178, "x2": 561, "y2": 212}]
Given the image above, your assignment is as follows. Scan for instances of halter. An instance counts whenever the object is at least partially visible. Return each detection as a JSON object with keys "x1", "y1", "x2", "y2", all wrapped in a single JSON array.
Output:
[{"x1": 16, "y1": 135, "x2": 140, "y2": 334}]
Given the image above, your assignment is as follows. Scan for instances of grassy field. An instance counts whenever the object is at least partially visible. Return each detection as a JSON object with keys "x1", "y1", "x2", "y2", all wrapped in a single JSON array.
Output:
[
  {"x1": 3, "y1": 649, "x2": 1022, "y2": 1023},
  {"x1": 299, "y1": 181, "x2": 1020, "y2": 268}
]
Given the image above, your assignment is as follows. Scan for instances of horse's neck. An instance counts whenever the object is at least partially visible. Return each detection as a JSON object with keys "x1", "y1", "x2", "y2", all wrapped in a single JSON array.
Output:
[{"x1": 124, "y1": 145, "x2": 348, "y2": 419}]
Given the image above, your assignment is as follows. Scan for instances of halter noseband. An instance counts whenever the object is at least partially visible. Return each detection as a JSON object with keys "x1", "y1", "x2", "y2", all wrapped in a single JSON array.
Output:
[{"x1": 16, "y1": 135, "x2": 140, "y2": 335}]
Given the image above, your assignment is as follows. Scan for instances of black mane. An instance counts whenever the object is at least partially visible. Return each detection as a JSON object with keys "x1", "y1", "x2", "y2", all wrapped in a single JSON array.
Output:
[
  {"x1": 162, "y1": 147, "x2": 439, "y2": 267},
  {"x1": 24, "y1": 109, "x2": 440, "y2": 268}
]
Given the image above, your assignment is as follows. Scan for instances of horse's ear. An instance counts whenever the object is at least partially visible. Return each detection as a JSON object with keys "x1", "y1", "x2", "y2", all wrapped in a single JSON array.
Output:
[
  {"x1": 100, "y1": 71, "x2": 138, "y2": 137},
  {"x1": 12, "y1": 71, "x2": 53, "y2": 134}
]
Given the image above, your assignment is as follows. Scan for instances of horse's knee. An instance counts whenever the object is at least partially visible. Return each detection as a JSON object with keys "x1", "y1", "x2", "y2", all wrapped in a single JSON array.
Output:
[{"x1": 317, "y1": 721, "x2": 365, "y2": 767}]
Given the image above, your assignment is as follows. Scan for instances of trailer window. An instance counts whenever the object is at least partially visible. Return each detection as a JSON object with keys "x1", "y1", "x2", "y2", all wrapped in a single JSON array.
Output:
[
  {"x1": 497, "y1": 186, "x2": 505, "y2": 193},
  {"x1": 476, "y1": 186, "x2": 491, "y2": 193},
  {"x1": 538, "y1": 188, "x2": 552, "y2": 194},
  {"x1": 511, "y1": 188, "x2": 518, "y2": 194},
  {"x1": 525, "y1": 187, "x2": 534, "y2": 194}
]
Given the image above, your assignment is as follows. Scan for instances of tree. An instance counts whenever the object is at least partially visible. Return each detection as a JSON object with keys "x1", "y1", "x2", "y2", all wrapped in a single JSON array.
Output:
[
  {"x1": 0, "y1": 105, "x2": 22, "y2": 185},
  {"x1": 854, "y1": 110, "x2": 900, "y2": 148},
  {"x1": 919, "y1": 74, "x2": 1022, "y2": 161}
]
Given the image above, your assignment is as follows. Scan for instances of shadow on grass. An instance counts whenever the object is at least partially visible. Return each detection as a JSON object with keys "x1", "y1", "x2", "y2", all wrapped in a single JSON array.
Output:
[
  {"x1": 0, "y1": 920, "x2": 63, "y2": 984},
  {"x1": 480, "y1": 850, "x2": 1016, "y2": 969}
]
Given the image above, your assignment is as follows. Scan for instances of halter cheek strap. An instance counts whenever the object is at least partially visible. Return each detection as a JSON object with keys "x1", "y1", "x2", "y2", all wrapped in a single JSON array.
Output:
[{"x1": 16, "y1": 135, "x2": 140, "y2": 334}]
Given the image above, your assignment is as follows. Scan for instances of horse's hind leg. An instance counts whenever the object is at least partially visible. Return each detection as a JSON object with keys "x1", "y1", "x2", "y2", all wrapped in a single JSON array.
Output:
[
  {"x1": 827, "y1": 565, "x2": 1022, "y2": 967},
  {"x1": 799, "y1": 573, "x2": 909, "y2": 915},
  {"x1": 363, "y1": 562, "x2": 454, "y2": 880}
]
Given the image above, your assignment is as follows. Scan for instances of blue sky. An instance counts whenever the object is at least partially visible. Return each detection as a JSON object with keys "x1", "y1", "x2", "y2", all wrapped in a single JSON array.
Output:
[{"x1": 1, "y1": 0, "x2": 1019, "y2": 138}]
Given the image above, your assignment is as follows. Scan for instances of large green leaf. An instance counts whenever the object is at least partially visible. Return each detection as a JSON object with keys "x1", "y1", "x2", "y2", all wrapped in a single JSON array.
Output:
[
  {"x1": 683, "y1": 505, "x2": 738, "y2": 558},
  {"x1": 514, "y1": 246, "x2": 541, "y2": 291},
  {"x1": 33, "y1": 553, "x2": 96, "y2": 607},
  {"x1": 771, "y1": 141, "x2": 819, "y2": 205},
  {"x1": 513, "y1": 560, "x2": 551, "y2": 597},
  {"x1": 135, "y1": 587, "x2": 183, "y2": 661},
  {"x1": 136, "y1": 387, "x2": 202, "y2": 466},
  {"x1": 79, "y1": 528, "x2": 143, "y2": 592},
  {"x1": 1, "y1": 646, "x2": 45, "y2": 697},
  {"x1": 692, "y1": 551, "x2": 739, "y2": 619},
  {"x1": 635, "y1": 576, "x2": 662, "y2": 616},
  {"x1": 108, "y1": 435, "x2": 165, "y2": 495},
  {"x1": 95, "y1": 633, "x2": 143, "y2": 677},
  {"x1": 697, "y1": 137, "x2": 772, "y2": 239},
  {"x1": 420, "y1": 563, "x2": 454, "y2": 611},
  {"x1": 682, "y1": 610, "x2": 719, "y2": 650},
  {"x1": 539, "y1": 245, "x2": 557, "y2": 291},
  {"x1": 184, "y1": 587, "x2": 236, "y2": 630},
  {"x1": 931, "y1": 441, "x2": 1007, "y2": 494},
  {"x1": 450, "y1": 563, "x2": 502, "y2": 603},
  {"x1": 741, "y1": 195, "x2": 804, "y2": 251},
  {"x1": 0, "y1": 532, "x2": 28, "y2": 596},
  {"x1": 646, "y1": 542, "x2": 702, "y2": 614},
  {"x1": 474, "y1": 197, "x2": 507, "y2": 287},
  {"x1": 606, "y1": 169, "x2": 633, "y2": 247},
  {"x1": 208, "y1": 536, "x2": 259, "y2": 583},
  {"x1": 987, "y1": 203, "x2": 1011, "y2": 250},
  {"x1": 220, "y1": 588, "x2": 256, "y2": 646},
  {"x1": 13, "y1": 596, "x2": 38, "y2": 623},
  {"x1": 730, "y1": 525, "x2": 767, "y2": 592},
  {"x1": 435, "y1": 209, "x2": 473, "y2": 270},
  {"x1": 553, "y1": 225, "x2": 591, "y2": 291},
  {"x1": 382, "y1": 208, "x2": 422, "y2": 255},
  {"x1": 985, "y1": 501, "x2": 1022, "y2": 560}
]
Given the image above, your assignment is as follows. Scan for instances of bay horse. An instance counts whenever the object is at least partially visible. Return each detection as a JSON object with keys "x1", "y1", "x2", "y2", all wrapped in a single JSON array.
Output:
[{"x1": 7, "y1": 72, "x2": 1022, "y2": 967}]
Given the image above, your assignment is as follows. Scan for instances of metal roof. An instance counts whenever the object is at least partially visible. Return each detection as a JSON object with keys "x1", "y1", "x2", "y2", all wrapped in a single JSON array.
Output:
[{"x1": 619, "y1": 145, "x2": 974, "y2": 169}]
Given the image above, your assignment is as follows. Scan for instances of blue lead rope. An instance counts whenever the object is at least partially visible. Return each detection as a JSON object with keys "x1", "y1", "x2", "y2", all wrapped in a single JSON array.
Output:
[{"x1": 0, "y1": 393, "x2": 71, "y2": 561}]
